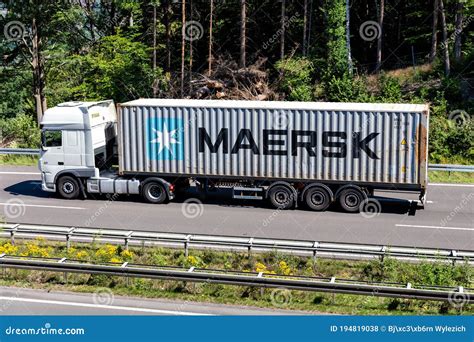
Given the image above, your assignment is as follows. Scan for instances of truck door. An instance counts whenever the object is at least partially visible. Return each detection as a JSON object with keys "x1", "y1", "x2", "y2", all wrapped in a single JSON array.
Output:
[
  {"x1": 63, "y1": 130, "x2": 83, "y2": 166},
  {"x1": 42, "y1": 130, "x2": 65, "y2": 167}
]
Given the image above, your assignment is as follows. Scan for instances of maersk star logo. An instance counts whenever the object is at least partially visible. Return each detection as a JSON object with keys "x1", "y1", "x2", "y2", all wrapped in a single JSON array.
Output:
[{"x1": 147, "y1": 118, "x2": 184, "y2": 160}]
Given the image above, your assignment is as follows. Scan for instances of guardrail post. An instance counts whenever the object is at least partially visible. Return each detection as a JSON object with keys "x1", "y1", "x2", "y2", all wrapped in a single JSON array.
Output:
[
  {"x1": 312, "y1": 242, "x2": 319, "y2": 260},
  {"x1": 9, "y1": 224, "x2": 19, "y2": 246},
  {"x1": 451, "y1": 250, "x2": 457, "y2": 266},
  {"x1": 184, "y1": 235, "x2": 191, "y2": 257},
  {"x1": 0, "y1": 253, "x2": 5, "y2": 279},
  {"x1": 380, "y1": 246, "x2": 386, "y2": 262},
  {"x1": 66, "y1": 227, "x2": 75, "y2": 251},
  {"x1": 124, "y1": 231, "x2": 133, "y2": 250},
  {"x1": 248, "y1": 238, "x2": 254, "y2": 259},
  {"x1": 58, "y1": 258, "x2": 68, "y2": 283}
]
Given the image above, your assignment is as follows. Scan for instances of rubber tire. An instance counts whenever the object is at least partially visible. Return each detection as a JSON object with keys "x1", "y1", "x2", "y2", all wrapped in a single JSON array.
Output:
[
  {"x1": 268, "y1": 185, "x2": 295, "y2": 210},
  {"x1": 305, "y1": 186, "x2": 332, "y2": 212},
  {"x1": 142, "y1": 182, "x2": 168, "y2": 204},
  {"x1": 57, "y1": 176, "x2": 81, "y2": 200},
  {"x1": 338, "y1": 187, "x2": 365, "y2": 213}
]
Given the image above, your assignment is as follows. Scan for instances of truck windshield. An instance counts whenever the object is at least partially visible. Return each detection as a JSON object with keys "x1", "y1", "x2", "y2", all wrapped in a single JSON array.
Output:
[{"x1": 42, "y1": 130, "x2": 62, "y2": 147}]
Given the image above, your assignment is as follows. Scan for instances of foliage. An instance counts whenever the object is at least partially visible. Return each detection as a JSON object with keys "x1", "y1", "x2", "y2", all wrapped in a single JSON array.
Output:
[
  {"x1": 0, "y1": 113, "x2": 40, "y2": 148},
  {"x1": 276, "y1": 57, "x2": 314, "y2": 101}
]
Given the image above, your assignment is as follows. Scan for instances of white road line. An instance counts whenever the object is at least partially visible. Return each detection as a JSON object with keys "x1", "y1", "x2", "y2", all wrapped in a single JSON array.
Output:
[
  {"x1": 396, "y1": 224, "x2": 473, "y2": 231},
  {"x1": 0, "y1": 203, "x2": 85, "y2": 210},
  {"x1": 429, "y1": 183, "x2": 474, "y2": 188},
  {"x1": 0, "y1": 296, "x2": 211, "y2": 315},
  {"x1": 0, "y1": 171, "x2": 40, "y2": 175}
]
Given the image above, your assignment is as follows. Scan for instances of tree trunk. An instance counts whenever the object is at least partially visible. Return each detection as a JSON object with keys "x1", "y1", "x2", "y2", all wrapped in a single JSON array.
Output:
[
  {"x1": 208, "y1": 0, "x2": 214, "y2": 76},
  {"x1": 164, "y1": 0, "x2": 171, "y2": 72},
  {"x1": 239, "y1": 0, "x2": 246, "y2": 68},
  {"x1": 346, "y1": 0, "x2": 352, "y2": 75},
  {"x1": 439, "y1": 0, "x2": 450, "y2": 76},
  {"x1": 429, "y1": 0, "x2": 439, "y2": 63},
  {"x1": 181, "y1": 0, "x2": 186, "y2": 97},
  {"x1": 454, "y1": 0, "x2": 463, "y2": 62},
  {"x1": 152, "y1": 3, "x2": 158, "y2": 97},
  {"x1": 280, "y1": 0, "x2": 285, "y2": 60},
  {"x1": 189, "y1": 0, "x2": 193, "y2": 86},
  {"x1": 303, "y1": 0, "x2": 308, "y2": 55},
  {"x1": 375, "y1": 0, "x2": 384, "y2": 73},
  {"x1": 31, "y1": 17, "x2": 46, "y2": 124}
]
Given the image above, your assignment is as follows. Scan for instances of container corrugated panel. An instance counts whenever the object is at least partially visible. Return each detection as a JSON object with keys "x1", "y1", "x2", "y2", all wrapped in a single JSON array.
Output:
[{"x1": 118, "y1": 100, "x2": 429, "y2": 188}]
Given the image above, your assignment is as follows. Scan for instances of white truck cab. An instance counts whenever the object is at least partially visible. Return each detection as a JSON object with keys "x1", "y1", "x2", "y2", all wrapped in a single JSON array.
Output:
[{"x1": 39, "y1": 100, "x2": 121, "y2": 198}]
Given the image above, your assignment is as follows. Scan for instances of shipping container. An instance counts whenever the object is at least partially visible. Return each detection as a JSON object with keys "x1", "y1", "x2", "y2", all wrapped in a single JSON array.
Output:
[{"x1": 118, "y1": 99, "x2": 429, "y2": 190}]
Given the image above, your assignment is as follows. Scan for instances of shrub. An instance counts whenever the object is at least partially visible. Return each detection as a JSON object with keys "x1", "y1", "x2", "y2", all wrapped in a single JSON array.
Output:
[
  {"x1": 276, "y1": 57, "x2": 314, "y2": 101},
  {"x1": 0, "y1": 113, "x2": 40, "y2": 148}
]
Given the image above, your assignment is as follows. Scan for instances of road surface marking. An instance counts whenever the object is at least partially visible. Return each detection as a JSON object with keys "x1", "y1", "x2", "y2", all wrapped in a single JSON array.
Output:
[
  {"x1": 0, "y1": 296, "x2": 211, "y2": 315},
  {"x1": 0, "y1": 171, "x2": 40, "y2": 175},
  {"x1": 0, "y1": 202, "x2": 85, "y2": 210},
  {"x1": 429, "y1": 183, "x2": 474, "y2": 188},
  {"x1": 396, "y1": 224, "x2": 473, "y2": 231}
]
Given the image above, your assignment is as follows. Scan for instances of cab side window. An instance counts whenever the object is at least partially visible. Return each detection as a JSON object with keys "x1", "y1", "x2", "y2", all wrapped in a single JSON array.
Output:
[{"x1": 43, "y1": 131, "x2": 62, "y2": 147}]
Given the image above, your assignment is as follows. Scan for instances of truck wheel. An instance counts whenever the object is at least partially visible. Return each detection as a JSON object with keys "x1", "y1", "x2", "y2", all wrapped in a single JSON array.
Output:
[
  {"x1": 305, "y1": 186, "x2": 332, "y2": 211},
  {"x1": 338, "y1": 187, "x2": 365, "y2": 213},
  {"x1": 142, "y1": 182, "x2": 167, "y2": 204},
  {"x1": 268, "y1": 185, "x2": 294, "y2": 210},
  {"x1": 57, "y1": 176, "x2": 81, "y2": 200}
]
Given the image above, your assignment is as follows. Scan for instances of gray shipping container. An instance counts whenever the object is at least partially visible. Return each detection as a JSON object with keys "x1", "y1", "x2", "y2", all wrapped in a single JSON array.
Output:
[{"x1": 118, "y1": 99, "x2": 429, "y2": 191}]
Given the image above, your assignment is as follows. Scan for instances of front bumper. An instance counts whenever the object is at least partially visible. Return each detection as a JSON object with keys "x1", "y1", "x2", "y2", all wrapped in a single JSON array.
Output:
[{"x1": 41, "y1": 172, "x2": 56, "y2": 192}]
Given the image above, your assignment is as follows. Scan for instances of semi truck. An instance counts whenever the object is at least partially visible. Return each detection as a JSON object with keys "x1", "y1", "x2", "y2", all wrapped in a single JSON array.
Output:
[{"x1": 39, "y1": 99, "x2": 429, "y2": 212}]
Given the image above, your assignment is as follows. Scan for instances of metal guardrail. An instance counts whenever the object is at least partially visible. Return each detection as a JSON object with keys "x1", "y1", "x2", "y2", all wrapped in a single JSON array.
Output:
[
  {"x1": 1, "y1": 223, "x2": 473, "y2": 265},
  {"x1": 0, "y1": 148, "x2": 473, "y2": 173},
  {"x1": 0, "y1": 254, "x2": 471, "y2": 303},
  {"x1": 429, "y1": 164, "x2": 474, "y2": 173},
  {"x1": 0, "y1": 148, "x2": 40, "y2": 155}
]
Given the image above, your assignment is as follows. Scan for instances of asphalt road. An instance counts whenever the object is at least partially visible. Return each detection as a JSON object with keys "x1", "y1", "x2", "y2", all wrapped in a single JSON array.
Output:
[
  {"x1": 0, "y1": 165, "x2": 472, "y2": 250},
  {"x1": 0, "y1": 286, "x2": 301, "y2": 315}
]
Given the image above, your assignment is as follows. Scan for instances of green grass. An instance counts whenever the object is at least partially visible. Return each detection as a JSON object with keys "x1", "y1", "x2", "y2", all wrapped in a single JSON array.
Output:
[
  {"x1": 0, "y1": 155, "x2": 38, "y2": 166},
  {"x1": 0, "y1": 239, "x2": 472, "y2": 315},
  {"x1": 429, "y1": 171, "x2": 474, "y2": 184}
]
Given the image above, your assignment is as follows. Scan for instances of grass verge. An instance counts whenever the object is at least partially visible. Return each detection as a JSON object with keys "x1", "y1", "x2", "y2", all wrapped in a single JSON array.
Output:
[
  {"x1": 0, "y1": 238, "x2": 472, "y2": 315},
  {"x1": 0, "y1": 155, "x2": 38, "y2": 166},
  {"x1": 429, "y1": 170, "x2": 474, "y2": 184}
]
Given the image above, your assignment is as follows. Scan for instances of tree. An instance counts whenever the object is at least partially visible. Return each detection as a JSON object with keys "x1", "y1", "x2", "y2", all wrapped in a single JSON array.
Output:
[
  {"x1": 439, "y1": 0, "x2": 450, "y2": 76},
  {"x1": 346, "y1": 0, "x2": 353, "y2": 74},
  {"x1": 375, "y1": 0, "x2": 384, "y2": 73},
  {"x1": 324, "y1": 0, "x2": 349, "y2": 80},
  {"x1": 303, "y1": 0, "x2": 308, "y2": 56},
  {"x1": 239, "y1": 0, "x2": 246, "y2": 68},
  {"x1": 208, "y1": 0, "x2": 214, "y2": 76},
  {"x1": 181, "y1": 0, "x2": 186, "y2": 96},
  {"x1": 280, "y1": 0, "x2": 286, "y2": 60},
  {"x1": 454, "y1": 0, "x2": 464, "y2": 62},
  {"x1": 429, "y1": 0, "x2": 439, "y2": 63}
]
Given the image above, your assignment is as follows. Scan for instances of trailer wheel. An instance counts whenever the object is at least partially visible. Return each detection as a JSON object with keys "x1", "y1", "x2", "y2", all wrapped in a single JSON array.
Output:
[
  {"x1": 338, "y1": 186, "x2": 365, "y2": 213},
  {"x1": 142, "y1": 182, "x2": 168, "y2": 204},
  {"x1": 57, "y1": 175, "x2": 81, "y2": 200},
  {"x1": 305, "y1": 186, "x2": 332, "y2": 211},
  {"x1": 268, "y1": 185, "x2": 295, "y2": 210}
]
